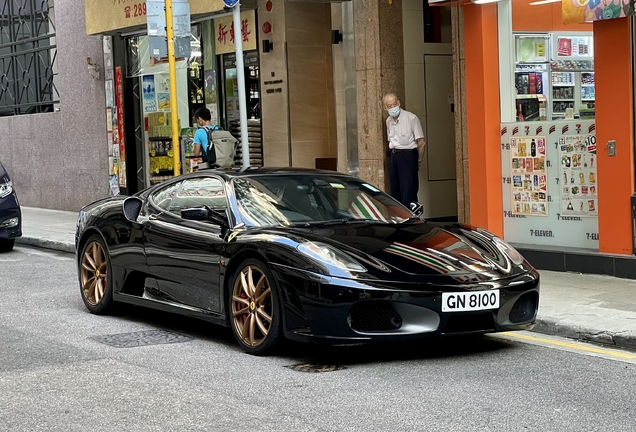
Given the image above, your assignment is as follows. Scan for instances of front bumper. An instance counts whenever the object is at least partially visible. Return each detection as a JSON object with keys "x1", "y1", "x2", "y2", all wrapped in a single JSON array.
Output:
[
  {"x1": 272, "y1": 264, "x2": 540, "y2": 344},
  {"x1": 0, "y1": 194, "x2": 21, "y2": 239}
]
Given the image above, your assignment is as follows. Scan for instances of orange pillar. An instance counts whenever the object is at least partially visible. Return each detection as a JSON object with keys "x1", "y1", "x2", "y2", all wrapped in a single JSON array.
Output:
[
  {"x1": 594, "y1": 18, "x2": 634, "y2": 255},
  {"x1": 464, "y1": 4, "x2": 503, "y2": 235}
]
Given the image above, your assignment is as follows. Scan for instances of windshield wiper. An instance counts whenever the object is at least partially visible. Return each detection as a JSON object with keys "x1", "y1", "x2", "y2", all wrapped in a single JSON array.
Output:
[
  {"x1": 323, "y1": 218, "x2": 378, "y2": 225},
  {"x1": 291, "y1": 218, "x2": 378, "y2": 227}
]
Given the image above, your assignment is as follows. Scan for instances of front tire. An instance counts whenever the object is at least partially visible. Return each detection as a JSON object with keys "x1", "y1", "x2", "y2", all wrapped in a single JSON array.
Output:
[
  {"x1": 79, "y1": 234, "x2": 114, "y2": 315},
  {"x1": 0, "y1": 239, "x2": 15, "y2": 252},
  {"x1": 228, "y1": 258, "x2": 283, "y2": 356}
]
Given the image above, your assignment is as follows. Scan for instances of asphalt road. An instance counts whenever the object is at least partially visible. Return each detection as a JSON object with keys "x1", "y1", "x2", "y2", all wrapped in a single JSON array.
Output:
[{"x1": 1, "y1": 246, "x2": 635, "y2": 432}]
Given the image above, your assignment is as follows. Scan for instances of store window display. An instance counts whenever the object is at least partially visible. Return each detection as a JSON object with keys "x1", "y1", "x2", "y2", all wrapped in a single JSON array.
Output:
[
  {"x1": 499, "y1": 0, "x2": 599, "y2": 252},
  {"x1": 514, "y1": 33, "x2": 594, "y2": 122},
  {"x1": 125, "y1": 25, "x2": 210, "y2": 186}
]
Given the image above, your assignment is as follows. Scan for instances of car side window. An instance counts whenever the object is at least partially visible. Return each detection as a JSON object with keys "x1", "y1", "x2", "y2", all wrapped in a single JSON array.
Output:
[
  {"x1": 150, "y1": 181, "x2": 183, "y2": 212},
  {"x1": 167, "y1": 177, "x2": 227, "y2": 215}
]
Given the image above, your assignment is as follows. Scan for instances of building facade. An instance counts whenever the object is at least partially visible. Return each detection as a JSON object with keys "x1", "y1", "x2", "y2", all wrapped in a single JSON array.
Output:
[{"x1": 0, "y1": 0, "x2": 109, "y2": 210}]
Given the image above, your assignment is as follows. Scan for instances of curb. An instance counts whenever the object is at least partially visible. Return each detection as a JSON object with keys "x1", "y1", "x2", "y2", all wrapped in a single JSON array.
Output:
[
  {"x1": 15, "y1": 236, "x2": 75, "y2": 254},
  {"x1": 532, "y1": 317, "x2": 636, "y2": 351}
]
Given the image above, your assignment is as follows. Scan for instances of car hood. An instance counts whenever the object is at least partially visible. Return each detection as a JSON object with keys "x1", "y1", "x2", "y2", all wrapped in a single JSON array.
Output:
[{"x1": 269, "y1": 221, "x2": 527, "y2": 281}]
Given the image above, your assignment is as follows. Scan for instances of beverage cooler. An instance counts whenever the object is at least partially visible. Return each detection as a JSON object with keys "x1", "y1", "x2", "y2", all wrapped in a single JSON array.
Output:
[
  {"x1": 550, "y1": 32, "x2": 594, "y2": 120},
  {"x1": 514, "y1": 35, "x2": 549, "y2": 122},
  {"x1": 513, "y1": 32, "x2": 594, "y2": 122}
]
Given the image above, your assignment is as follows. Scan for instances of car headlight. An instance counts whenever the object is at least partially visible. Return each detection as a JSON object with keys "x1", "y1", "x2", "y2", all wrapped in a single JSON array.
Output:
[
  {"x1": 492, "y1": 236, "x2": 524, "y2": 265},
  {"x1": 0, "y1": 181, "x2": 13, "y2": 199},
  {"x1": 297, "y1": 241, "x2": 367, "y2": 272}
]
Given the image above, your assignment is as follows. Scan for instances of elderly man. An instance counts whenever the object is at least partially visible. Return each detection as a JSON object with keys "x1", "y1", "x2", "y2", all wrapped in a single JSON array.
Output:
[{"x1": 383, "y1": 93, "x2": 426, "y2": 207}]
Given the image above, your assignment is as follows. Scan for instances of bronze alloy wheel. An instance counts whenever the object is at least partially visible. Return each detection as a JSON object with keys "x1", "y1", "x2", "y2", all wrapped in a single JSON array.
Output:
[
  {"x1": 81, "y1": 241, "x2": 108, "y2": 306},
  {"x1": 231, "y1": 265, "x2": 274, "y2": 348}
]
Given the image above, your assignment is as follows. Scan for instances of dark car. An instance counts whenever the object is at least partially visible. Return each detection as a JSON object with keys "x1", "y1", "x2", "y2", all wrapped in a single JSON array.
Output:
[
  {"x1": 0, "y1": 162, "x2": 21, "y2": 252},
  {"x1": 75, "y1": 168, "x2": 539, "y2": 355}
]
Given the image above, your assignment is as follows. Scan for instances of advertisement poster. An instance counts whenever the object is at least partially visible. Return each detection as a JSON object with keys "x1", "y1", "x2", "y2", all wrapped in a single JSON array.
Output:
[
  {"x1": 559, "y1": 134, "x2": 598, "y2": 216},
  {"x1": 510, "y1": 136, "x2": 548, "y2": 216},
  {"x1": 205, "y1": 70, "x2": 217, "y2": 104},
  {"x1": 142, "y1": 75, "x2": 157, "y2": 112},
  {"x1": 105, "y1": 80, "x2": 114, "y2": 108},
  {"x1": 158, "y1": 93, "x2": 171, "y2": 110},
  {"x1": 562, "y1": 0, "x2": 634, "y2": 24},
  {"x1": 157, "y1": 74, "x2": 170, "y2": 93},
  {"x1": 500, "y1": 120, "x2": 598, "y2": 250},
  {"x1": 115, "y1": 67, "x2": 127, "y2": 188},
  {"x1": 515, "y1": 37, "x2": 547, "y2": 63}
]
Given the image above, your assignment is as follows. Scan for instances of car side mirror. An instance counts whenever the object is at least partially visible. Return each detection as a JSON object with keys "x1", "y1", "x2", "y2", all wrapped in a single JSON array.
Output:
[
  {"x1": 410, "y1": 202, "x2": 424, "y2": 217},
  {"x1": 181, "y1": 207, "x2": 229, "y2": 227},
  {"x1": 123, "y1": 197, "x2": 144, "y2": 222}
]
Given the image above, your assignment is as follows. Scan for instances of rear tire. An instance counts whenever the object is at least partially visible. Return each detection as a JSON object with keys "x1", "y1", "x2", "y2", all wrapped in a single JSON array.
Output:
[
  {"x1": 228, "y1": 258, "x2": 283, "y2": 356},
  {"x1": 79, "y1": 234, "x2": 115, "y2": 315},
  {"x1": 0, "y1": 239, "x2": 15, "y2": 252}
]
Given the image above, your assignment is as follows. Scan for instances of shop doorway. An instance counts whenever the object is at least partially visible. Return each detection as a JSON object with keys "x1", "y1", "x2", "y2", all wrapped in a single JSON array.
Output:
[
  {"x1": 217, "y1": 51, "x2": 263, "y2": 168},
  {"x1": 405, "y1": 3, "x2": 458, "y2": 220}
]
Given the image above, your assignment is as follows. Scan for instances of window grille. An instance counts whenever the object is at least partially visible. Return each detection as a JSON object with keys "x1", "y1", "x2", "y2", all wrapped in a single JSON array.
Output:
[{"x1": 0, "y1": 0, "x2": 58, "y2": 116}]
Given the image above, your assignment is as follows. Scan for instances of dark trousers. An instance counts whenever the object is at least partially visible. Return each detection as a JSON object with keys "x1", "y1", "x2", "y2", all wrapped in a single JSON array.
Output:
[{"x1": 389, "y1": 149, "x2": 419, "y2": 207}]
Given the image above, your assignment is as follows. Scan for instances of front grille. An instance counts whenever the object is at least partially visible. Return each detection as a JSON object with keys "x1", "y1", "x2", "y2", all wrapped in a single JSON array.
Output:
[
  {"x1": 349, "y1": 302, "x2": 403, "y2": 332},
  {"x1": 443, "y1": 312, "x2": 494, "y2": 334},
  {"x1": 509, "y1": 292, "x2": 538, "y2": 323}
]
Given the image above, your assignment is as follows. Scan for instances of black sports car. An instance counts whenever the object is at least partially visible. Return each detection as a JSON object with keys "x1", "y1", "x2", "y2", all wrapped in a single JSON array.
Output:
[
  {"x1": 0, "y1": 162, "x2": 21, "y2": 252},
  {"x1": 75, "y1": 168, "x2": 539, "y2": 355}
]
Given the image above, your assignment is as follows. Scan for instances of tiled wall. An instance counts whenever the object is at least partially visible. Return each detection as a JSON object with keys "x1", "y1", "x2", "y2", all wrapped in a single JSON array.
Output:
[
  {"x1": 258, "y1": 0, "x2": 337, "y2": 169},
  {"x1": 259, "y1": 0, "x2": 291, "y2": 167},
  {"x1": 0, "y1": 0, "x2": 108, "y2": 211},
  {"x1": 286, "y1": 2, "x2": 337, "y2": 169},
  {"x1": 331, "y1": 3, "x2": 348, "y2": 174}
]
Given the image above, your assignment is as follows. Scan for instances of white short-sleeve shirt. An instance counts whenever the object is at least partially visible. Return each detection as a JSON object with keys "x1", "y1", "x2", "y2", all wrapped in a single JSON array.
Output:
[{"x1": 386, "y1": 109, "x2": 424, "y2": 150}]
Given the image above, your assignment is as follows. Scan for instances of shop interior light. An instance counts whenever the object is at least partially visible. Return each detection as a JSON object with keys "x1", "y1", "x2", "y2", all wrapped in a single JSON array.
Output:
[
  {"x1": 472, "y1": 0, "x2": 504, "y2": 4},
  {"x1": 528, "y1": 0, "x2": 560, "y2": 4}
]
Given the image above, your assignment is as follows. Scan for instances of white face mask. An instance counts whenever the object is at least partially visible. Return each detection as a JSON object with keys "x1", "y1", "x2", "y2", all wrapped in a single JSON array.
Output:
[{"x1": 388, "y1": 106, "x2": 401, "y2": 117}]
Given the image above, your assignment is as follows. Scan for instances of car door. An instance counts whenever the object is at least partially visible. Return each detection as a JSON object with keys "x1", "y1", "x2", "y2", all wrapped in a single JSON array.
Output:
[{"x1": 143, "y1": 176, "x2": 228, "y2": 313}]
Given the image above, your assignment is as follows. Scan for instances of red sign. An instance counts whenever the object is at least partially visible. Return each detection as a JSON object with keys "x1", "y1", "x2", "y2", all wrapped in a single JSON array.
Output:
[{"x1": 115, "y1": 66, "x2": 126, "y2": 163}]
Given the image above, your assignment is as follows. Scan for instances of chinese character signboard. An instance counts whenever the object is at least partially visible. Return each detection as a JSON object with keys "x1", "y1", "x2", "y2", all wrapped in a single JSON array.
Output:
[
  {"x1": 214, "y1": 10, "x2": 256, "y2": 55},
  {"x1": 562, "y1": 0, "x2": 635, "y2": 24},
  {"x1": 510, "y1": 136, "x2": 548, "y2": 216},
  {"x1": 115, "y1": 67, "x2": 127, "y2": 188},
  {"x1": 85, "y1": 0, "x2": 225, "y2": 35},
  {"x1": 558, "y1": 134, "x2": 598, "y2": 216}
]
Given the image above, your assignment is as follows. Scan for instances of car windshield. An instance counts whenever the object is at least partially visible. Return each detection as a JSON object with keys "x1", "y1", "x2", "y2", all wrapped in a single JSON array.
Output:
[{"x1": 231, "y1": 174, "x2": 415, "y2": 228}]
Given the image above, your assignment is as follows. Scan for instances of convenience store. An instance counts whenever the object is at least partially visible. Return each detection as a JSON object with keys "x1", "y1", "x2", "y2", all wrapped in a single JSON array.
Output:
[{"x1": 458, "y1": 0, "x2": 636, "y2": 276}]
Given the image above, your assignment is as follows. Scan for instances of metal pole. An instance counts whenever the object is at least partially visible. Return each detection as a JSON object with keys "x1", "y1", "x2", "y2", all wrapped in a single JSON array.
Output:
[
  {"x1": 233, "y1": 2, "x2": 250, "y2": 170},
  {"x1": 166, "y1": 0, "x2": 181, "y2": 176}
]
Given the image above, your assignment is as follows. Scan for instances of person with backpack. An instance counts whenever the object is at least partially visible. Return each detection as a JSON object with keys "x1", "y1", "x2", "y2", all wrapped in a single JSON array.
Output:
[{"x1": 192, "y1": 107, "x2": 239, "y2": 170}]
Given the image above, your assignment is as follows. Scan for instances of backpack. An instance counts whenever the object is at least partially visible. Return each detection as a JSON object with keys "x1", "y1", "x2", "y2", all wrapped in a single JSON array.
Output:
[{"x1": 203, "y1": 126, "x2": 239, "y2": 169}]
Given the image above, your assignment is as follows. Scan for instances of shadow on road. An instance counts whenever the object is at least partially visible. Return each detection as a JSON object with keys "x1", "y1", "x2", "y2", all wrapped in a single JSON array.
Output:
[{"x1": 104, "y1": 303, "x2": 514, "y2": 366}]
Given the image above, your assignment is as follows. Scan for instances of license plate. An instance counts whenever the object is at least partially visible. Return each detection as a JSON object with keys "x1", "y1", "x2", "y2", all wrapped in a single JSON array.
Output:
[{"x1": 441, "y1": 290, "x2": 500, "y2": 312}]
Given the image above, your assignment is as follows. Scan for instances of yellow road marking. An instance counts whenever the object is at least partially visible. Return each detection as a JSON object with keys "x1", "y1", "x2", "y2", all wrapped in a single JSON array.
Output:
[{"x1": 496, "y1": 332, "x2": 636, "y2": 360}]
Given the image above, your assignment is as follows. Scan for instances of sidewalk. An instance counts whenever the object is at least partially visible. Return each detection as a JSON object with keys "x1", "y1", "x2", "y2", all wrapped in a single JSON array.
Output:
[
  {"x1": 17, "y1": 207, "x2": 77, "y2": 254},
  {"x1": 12, "y1": 206, "x2": 636, "y2": 352}
]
